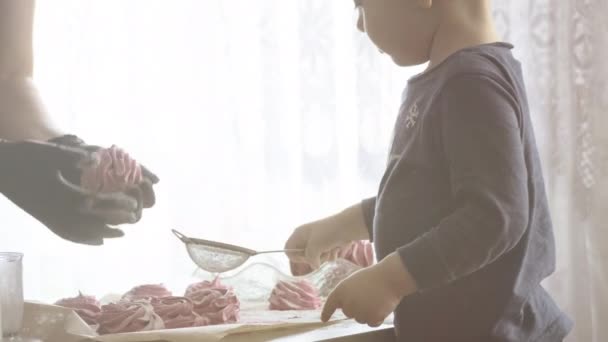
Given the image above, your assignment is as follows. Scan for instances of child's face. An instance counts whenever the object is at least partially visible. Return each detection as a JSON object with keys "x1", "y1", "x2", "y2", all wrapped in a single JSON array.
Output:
[{"x1": 355, "y1": 0, "x2": 438, "y2": 66}]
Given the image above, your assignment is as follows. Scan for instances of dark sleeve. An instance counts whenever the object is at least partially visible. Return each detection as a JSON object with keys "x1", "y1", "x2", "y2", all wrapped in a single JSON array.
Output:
[
  {"x1": 398, "y1": 74, "x2": 530, "y2": 291},
  {"x1": 361, "y1": 197, "x2": 376, "y2": 242}
]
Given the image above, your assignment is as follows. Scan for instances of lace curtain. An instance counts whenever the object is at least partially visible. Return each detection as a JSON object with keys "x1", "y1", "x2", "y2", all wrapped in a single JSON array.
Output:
[{"x1": 493, "y1": 1, "x2": 608, "y2": 341}]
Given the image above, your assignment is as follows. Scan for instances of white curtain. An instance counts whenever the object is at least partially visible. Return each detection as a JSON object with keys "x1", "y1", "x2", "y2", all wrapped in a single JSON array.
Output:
[
  {"x1": 493, "y1": 1, "x2": 608, "y2": 341},
  {"x1": 0, "y1": 1, "x2": 605, "y2": 341},
  {"x1": 0, "y1": 0, "x2": 420, "y2": 302}
]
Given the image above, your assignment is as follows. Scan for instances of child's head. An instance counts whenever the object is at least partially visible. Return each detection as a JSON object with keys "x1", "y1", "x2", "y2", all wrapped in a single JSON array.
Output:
[{"x1": 355, "y1": 0, "x2": 494, "y2": 67}]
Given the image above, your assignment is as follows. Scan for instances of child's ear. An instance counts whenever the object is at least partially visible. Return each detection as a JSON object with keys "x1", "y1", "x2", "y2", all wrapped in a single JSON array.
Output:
[{"x1": 416, "y1": 0, "x2": 433, "y2": 9}]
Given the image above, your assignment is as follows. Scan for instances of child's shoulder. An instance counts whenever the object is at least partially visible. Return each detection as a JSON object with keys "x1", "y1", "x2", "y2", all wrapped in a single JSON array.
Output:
[
  {"x1": 401, "y1": 43, "x2": 525, "y2": 126},
  {"x1": 415, "y1": 42, "x2": 520, "y2": 88},
  {"x1": 405, "y1": 42, "x2": 523, "y2": 111},
  {"x1": 445, "y1": 42, "x2": 518, "y2": 80}
]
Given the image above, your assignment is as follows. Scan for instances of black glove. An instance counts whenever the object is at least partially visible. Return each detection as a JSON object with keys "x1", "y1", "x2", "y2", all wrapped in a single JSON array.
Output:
[
  {"x1": 48, "y1": 134, "x2": 159, "y2": 208},
  {"x1": 0, "y1": 140, "x2": 141, "y2": 245}
]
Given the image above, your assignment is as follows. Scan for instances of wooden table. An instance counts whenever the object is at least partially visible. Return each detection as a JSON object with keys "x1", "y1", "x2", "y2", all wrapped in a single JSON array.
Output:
[
  {"x1": 224, "y1": 320, "x2": 396, "y2": 342},
  {"x1": 22, "y1": 302, "x2": 397, "y2": 342}
]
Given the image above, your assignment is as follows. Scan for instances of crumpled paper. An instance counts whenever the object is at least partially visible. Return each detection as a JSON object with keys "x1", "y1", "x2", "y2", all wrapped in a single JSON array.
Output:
[
  {"x1": 21, "y1": 301, "x2": 345, "y2": 342},
  {"x1": 20, "y1": 301, "x2": 96, "y2": 342}
]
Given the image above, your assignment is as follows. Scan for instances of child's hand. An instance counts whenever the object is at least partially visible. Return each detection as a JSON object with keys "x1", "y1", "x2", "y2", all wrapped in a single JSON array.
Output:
[
  {"x1": 321, "y1": 252, "x2": 418, "y2": 327},
  {"x1": 285, "y1": 203, "x2": 370, "y2": 270}
]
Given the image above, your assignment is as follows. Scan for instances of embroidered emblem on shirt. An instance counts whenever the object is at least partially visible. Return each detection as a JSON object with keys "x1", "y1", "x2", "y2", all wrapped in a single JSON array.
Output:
[{"x1": 405, "y1": 101, "x2": 419, "y2": 128}]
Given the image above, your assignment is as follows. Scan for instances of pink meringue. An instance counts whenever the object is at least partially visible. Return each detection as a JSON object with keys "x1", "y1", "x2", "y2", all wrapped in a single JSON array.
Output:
[
  {"x1": 339, "y1": 240, "x2": 374, "y2": 268},
  {"x1": 80, "y1": 145, "x2": 143, "y2": 193},
  {"x1": 185, "y1": 277, "x2": 240, "y2": 324},
  {"x1": 184, "y1": 277, "x2": 224, "y2": 297},
  {"x1": 122, "y1": 284, "x2": 172, "y2": 301},
  {"x1": 54, "y1": 292, "x2": 101, "y2": 325},
  {"x1": 97, "y1": 301, "x2": 164, "y2": 335},
  {"x1": 151, "y1": 296, "x2": 208, "y2": 329},
  {"x1": 268, "y1": 280, "x2": 321, "y2": 311},
  {"x1": 290, "y1": 261, "x2": 313, "y2": 277}
]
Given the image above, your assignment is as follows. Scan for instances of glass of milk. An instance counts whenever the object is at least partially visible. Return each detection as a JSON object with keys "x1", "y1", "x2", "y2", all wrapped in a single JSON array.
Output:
[{"x1": 0, "y1": 252, "x2": 24, "y2": 339}]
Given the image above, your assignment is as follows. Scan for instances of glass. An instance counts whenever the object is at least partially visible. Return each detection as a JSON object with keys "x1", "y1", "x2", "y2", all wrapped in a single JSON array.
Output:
[
  {"x1": 192, "y1": 258, "x2": 362, "y2": 303},
  {"x1": 0, "y1": 252, "x2": 24, "y2": 339}
]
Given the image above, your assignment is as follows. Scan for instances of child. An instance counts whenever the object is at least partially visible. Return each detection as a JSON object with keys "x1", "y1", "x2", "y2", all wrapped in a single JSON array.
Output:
[{"x1": 284, "y1": 0, "x2": 573, "y2": 340}]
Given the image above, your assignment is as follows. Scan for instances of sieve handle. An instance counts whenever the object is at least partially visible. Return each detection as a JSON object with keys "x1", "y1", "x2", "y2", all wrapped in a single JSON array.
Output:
[
  {"x1": 172, "y1": 229, "x2": 191, "y2": 243},
  {"x1": 255, "y1": 248, "x2": 304, "y2": 255}
]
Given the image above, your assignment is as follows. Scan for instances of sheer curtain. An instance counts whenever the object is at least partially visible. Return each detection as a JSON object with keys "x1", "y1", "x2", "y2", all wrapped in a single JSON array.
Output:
[
  {"x1": 0, "y1": 0, "x2": 419, "y2": 302},
  {"x1": 0, "y1": 1, "x2": 605, "y2": 341},
  {"x1": 493, "y1": 1, "x2": 608, "y2": 341}
]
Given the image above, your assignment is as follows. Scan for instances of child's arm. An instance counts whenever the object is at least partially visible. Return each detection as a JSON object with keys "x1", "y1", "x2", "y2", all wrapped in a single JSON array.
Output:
[
  {"x1": 284, "y1": 202, "x2": 371, "y2": 270},
  {"x1": 322, "y1": 250, "x2": 416, "y2": 326},
  {"x1": 321, "y1": 73, "x2": 530, "y2": 325},
  {"x1": 398, "y1": 74, "x2": 529, "y2": 292}
]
